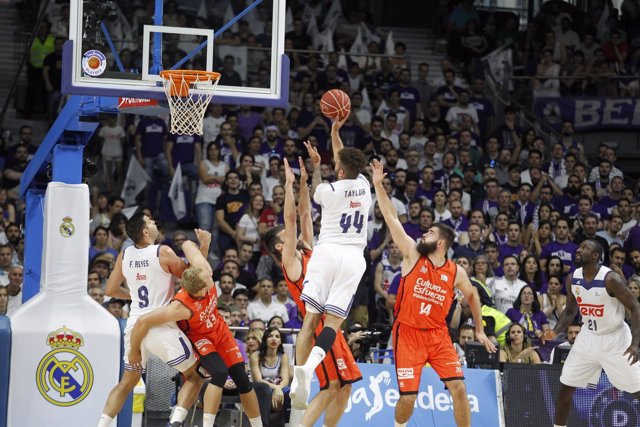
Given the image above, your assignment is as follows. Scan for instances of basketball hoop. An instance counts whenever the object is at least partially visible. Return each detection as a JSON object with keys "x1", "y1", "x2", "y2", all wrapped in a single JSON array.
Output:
[{"x1": 159, "y1": 70, "x2": 221, "y2": 135}]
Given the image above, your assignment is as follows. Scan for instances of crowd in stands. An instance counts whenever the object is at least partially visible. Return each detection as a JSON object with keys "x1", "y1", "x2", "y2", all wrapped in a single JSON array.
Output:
[
  {"x1": 2, "y1": 0, "x2": 640, "y2": 424},
  {"x1": 444, "y1": 0, "x2": 640, "y2": 97}
]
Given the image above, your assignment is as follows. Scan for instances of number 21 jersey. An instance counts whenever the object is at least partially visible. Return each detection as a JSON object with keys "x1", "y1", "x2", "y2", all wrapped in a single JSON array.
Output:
[
  {"x1": 122, "y1": 244, "x2": 174, "y2": 322},
  {"x1": 314, "y1": 174, "x2": 372, "y2": 249}
]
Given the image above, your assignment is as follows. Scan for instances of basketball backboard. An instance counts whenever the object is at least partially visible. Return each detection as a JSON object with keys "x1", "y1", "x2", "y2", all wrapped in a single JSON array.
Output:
[{"x1": 63, "y1": 0, "x2": 288, "y2": 108}]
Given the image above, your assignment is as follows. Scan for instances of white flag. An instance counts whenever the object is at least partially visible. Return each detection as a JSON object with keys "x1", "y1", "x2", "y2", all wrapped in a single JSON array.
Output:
[
  {"x1": 285, "y1": 6, "x2": 294, "y2": 33},
  {"x1": 121, "y1": 157, "x2": 150, "y2": 207},
  {"x1": 307, "y1": 15, "x2": 319, "y2": 38},
  {"x1": 349, "y1": 27, "x2": 367, "y2": 68},
  {"x1": 197, "y1": 0, "x2": 207, "y2": 19},
  {"x1": 337, "y1": 48, "x2": 348, "y2": 70},
  {"x1": 385, "y1": 31, "x2": 395, "y2": 56},
  {"x1": 224, "y1": 3, "x2": 239, "y2": 33},
  {"x1": 360, "y1": 22, "x2": 381, "y2": 45},
  {"x1": 323, "y1": 0, "x2": 343, "y2": 31},
  {"x1": 597, "y1": 3, "x2": 609, "y2": 40},
  {"x1": 361, "y1": 87, "x2": 372, "y2": 112},
  {"x1": 169, "y1": 163, "x2": 187, "y2": 220}
]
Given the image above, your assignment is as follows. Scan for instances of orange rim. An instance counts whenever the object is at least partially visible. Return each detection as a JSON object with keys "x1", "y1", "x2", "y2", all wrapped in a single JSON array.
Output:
[{"x1": 159, "y1": 70, "x2": 222, "y2": 97}]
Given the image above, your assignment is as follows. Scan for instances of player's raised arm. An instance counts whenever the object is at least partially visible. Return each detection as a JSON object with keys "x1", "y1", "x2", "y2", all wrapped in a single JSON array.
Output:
[
  {"x1": 370, "y1": 159, "x2": 417, "y2": 260},
  {"x1": 330, "y1": 116, "x2": 348, "y2": 162},
  {"x1": 182, "y1": 237, "x2": 213, "y2": 280},
  {"x1": 282, "y1": 159, "x2": 300, "y2": 270},
  {"x1": 159, "y1": 245, "x2": 190, "y2": 277},
  {"x1": 128, "y1": 301, "x2": 192, "y2": 370},
  {"x1": 105, "y1": 250, "x2": 131, "y2": 300},
  {"x1": 304, "y1": 140, "x2": 323, "y2": 202},
  {"x1": 455, "y1": 265, "x2": 497, "y2": 353},
  {"x1": 606, "y1": 270, "x2": 640, "y2": 364},
  {"x1": 297, "y1": 156, "x2": 314, "y2": 246}
]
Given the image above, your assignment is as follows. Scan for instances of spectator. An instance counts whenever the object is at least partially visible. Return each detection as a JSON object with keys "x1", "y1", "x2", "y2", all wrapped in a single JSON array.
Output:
[
  {"x1": 539, "y1": 217, "x2": 578, "y2": 272},
  {"x1": 273, "y1": 279, "x2": 300, "y2": 329},
  {"x1": 195, "y1": 142, "x2": 228, "y2": 251},
  {"x1": 215, "y1": 171, "x2": 249, "y2": 254},
  {"x1": 97, "y1": 116, "x2": 126, "y2": 193},
  {"x1": 625, "y1": 280, "x2": 640, "y2": 324},
  {"x1": 87, "y1": 270, "x2": 101, "y2": 289},
  {"x1": 107, "y1": 213, "x2": 128, "y2": 251},
  {"x1": 519, "y1": 255, "x2": 547, "y2": 294},
  {"x1": 539, "y1": 275, "x2": 566, "y2": 330},
  {"x1": 5, "y1": 265, "x2": 23, "y2": 316},
  {"x1": 88, "y1": 285, "x2": 105, "y2": 305},
  {"x1": 135, "y1": 116, "x2": 169, "y2": 180},
  {"x1": 373, "y1": 240, "x2": 402, "y2": 323},
  {"x1": 216, "y1": 272, "x2": 236, "y2": 307},
  {"x1": 236, "y1": 194, "x2": 266, "y2": 266},
  {"x1": 505, "y1": 285, "x2": 550, "y2": 339},
  {"x1": 245, "y1": 328, "x2": 264, "y2": 358},
  {"x1": 499, "y1": 323, "x2": 541, "y2": 364},
  {"x1": 549, "y1": 321, "x2": 581, "y2": 363},
  {"x1": 234, "y1": 288, "x2": 250, "y2": 311},
  {"x1": 544, "y1": 256, "x2": 566, "y2": 286},
  {"x1": 0, "y1": 244, "x2": 13, "y2": 278},
  {"x1": 3, "y1": 144, "x2": 29, "y2": 200},
  {"x1": 42, "y1": 37, "x2": 64, "y2": 121},
  {"x1": 247, "y1": 279, "x2": 289, "y2": 324},
  {"x1": 25, "y1": 21, "x2": 54, "y2": 119},
  {"x1": 249, "y1": 328, "x2": 290, "y2": 422},
  {"x1": 499, "y1": 222, "x2": 525, "y2": 262},
  {"x1": 434, "y1": 69, "x2": 464, "y2": 115},
  {"x1": 490, "y1": 255, "x2": 527, "y2": 313},
  {"x1": 533, "y1": 49, "x2": 561, "y2": 98},
  {"x1": 453, "y1": 324, "x2": 476, "y2": 366},
  {"x1": 0, "y1": 285, "x2": 7, "y2": 315},
  {"x1": 89, "y1": 226, "x2": 118, "y2": 262},
  {"x1": 218, "y1": 55, "x2": 243, "y2": 86},
  {"x1": 469, "y1": 255, "x2": 495, "y2": 307},
  {"x1": 484, "y1": 242, "x2": 503, "y2": 277},
  {"x1": 412, "y1": 63, "x2": 434, "y2": 115}
]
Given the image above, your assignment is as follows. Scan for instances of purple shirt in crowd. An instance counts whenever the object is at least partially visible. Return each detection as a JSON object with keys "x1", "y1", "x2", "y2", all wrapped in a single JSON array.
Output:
[
  {"x1": 540, "y1": 241, "x2": 579, "y2": 266},
  {"x1": 505, "y1": 309, "x2": 549, "y2": 337},
  {"x1": 136, "y1": 117, "x2": 168, "y2": 157}
]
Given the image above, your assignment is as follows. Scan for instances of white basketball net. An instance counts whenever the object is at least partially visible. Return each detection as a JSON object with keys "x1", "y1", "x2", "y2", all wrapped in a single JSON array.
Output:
[{"x1": 161, "y1": 72, "x2": 221, "y2": 136}]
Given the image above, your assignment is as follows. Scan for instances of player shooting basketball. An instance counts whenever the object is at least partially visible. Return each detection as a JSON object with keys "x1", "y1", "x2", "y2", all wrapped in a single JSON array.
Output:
[{"x1": 264, "y1": 152, "x2": 361, "y2": 427}]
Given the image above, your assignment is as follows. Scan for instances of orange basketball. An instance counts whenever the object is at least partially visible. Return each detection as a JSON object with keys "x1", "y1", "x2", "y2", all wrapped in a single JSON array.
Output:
[
  {"x1": 321, "y1": 89, "x2": 351, "y2": 120},
  {"x1": 88, "y1": 57, "x2": 100, "y2": 69}
]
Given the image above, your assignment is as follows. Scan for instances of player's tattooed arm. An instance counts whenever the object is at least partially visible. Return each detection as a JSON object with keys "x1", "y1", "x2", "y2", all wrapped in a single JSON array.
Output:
[
  {"x1": 297, "y1": 156, "x2": 314, "y2": 246},
  {"x1": 304, "y1": 140, "x2": 322, "y2": 198}
]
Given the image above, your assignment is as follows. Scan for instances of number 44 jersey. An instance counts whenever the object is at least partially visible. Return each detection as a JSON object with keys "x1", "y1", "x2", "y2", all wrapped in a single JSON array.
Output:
[
  {"x1": 571, "y1": 266, "x2": 625, "y2": 335},
  {"x1": 395, "y1": 257, "x2": 457, "y2": 330},
  {"x1": 314, "y1": 174, "x2": 372, "y2": 249},
  {"x1": 122, "y1": 244, "x2": 174, "y2": 323}
]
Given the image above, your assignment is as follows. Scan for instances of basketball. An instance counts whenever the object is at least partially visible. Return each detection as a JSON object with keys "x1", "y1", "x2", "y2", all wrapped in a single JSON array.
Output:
[
  {"x1": 88, "y1": 56, "x2": 100, "y2": 69},
  {"x1": 321, "y1": 89, "x2": 351, "y2": 120}
]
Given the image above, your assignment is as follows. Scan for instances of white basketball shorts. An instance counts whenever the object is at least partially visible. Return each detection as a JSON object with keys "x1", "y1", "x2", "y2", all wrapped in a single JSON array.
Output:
[
  {"x1": 560, "y1": 324, "x2": 640, "y2": 393},
  {"x1": 301, "y1": 243, "x2": 365, "y2": 319},
  {"x1": 124, "y1": 321, "x2": 196, "y2": 373}
]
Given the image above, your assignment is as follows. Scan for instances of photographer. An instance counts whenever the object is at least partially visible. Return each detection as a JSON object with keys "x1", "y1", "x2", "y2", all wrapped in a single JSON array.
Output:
[
  {"x1": 346, "y1": 322, "x2": 369, "y2": 363},
  {"x1": 346, "y1": 322, "x2": 393, "y2": 363}
]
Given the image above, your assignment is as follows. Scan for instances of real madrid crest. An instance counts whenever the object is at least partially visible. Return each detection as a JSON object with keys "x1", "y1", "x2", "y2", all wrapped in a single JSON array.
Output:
[
  {"x1": 59, "y1": 216, "x2": 75, "y2": 238},
  {"x1": 36, "y1": 326, "x2": 93, "y2": 406}
]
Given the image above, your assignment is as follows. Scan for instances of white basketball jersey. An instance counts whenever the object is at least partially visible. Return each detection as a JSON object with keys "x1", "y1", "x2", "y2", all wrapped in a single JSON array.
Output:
[
  {"x1": 122, "y1": 244, "x2": 174, "y2": 322},
  {"x1": 571, "y1": 266, "x2": 625, "y2": 335},
  {"x1": 314, "y1": 174, "x2": 372, "y2": 248}
]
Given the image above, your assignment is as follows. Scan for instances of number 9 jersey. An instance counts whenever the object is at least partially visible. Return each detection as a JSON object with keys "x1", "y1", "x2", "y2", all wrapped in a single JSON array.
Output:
[
  {"x1": 314, "y1": 174, "x2": 372, "y2": 249},
  {"x1": 122, "y1": 244, "x2": 174, "y2": 323}
]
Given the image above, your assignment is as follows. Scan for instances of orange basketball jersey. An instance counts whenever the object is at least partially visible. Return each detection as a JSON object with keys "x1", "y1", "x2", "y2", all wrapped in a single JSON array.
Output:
[
  {"x1": 282, "y1": 247, "x2": 312, "y2": 316},
  {"x1": 394, "y1": 257, "x2": 457, "y2": 330},
  {"x1": 174, "y1": 286, "x2": 219, "y2": 337}
]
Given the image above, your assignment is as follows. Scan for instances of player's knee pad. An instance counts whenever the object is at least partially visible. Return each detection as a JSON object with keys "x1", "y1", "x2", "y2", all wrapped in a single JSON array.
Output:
[
  {"x1": 228, "y1": 362, "x2": 252, "y2": 394},
  {"x1": 198, "y1": 353, "x2": 228, "y2": 387}
]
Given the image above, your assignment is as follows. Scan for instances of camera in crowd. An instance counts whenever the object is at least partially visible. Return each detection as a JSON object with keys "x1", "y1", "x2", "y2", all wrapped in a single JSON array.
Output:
[
  {"x1": 346, "y1": 323, "x2": 392, "y2": 363},
  {"x1": 83, "y1": 0, "x2": 119, "y2": 46}
]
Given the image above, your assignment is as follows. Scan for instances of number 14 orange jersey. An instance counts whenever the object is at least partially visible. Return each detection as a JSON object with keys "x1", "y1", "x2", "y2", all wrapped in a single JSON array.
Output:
[{"x1": 394, "y1": 257, "x2": 457, "y2": 330}]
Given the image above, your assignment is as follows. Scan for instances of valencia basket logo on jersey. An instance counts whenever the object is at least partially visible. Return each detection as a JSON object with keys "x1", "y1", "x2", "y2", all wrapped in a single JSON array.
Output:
[{"x1": 36, "y1": 326, "x2": 94, "y2": 407}]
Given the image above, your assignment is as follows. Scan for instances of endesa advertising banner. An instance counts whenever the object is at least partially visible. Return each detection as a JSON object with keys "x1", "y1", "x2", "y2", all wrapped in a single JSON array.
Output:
[{"x1": 309, "y1": 363, "x2": 504, "y2": 427}]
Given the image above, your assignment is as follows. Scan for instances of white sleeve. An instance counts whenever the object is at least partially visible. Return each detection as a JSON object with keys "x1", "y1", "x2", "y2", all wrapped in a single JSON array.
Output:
[{"x1": 313, "y1": 183, "x2": 333, "y2": 206}]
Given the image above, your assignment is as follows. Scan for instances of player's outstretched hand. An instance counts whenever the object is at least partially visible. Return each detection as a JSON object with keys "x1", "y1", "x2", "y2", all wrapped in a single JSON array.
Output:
[
  {"x1": 303, "y1": 140, "x2": 321, "y2": 167},
  {"x1": 194, "y1": 228, "x2": 212, "y2": 247},
  {"x1": 624, "y1": 344, "x2": 639, "y2": 365},
  {"x1": 299, "y1": 156, "x2": 308, "y2": 184},
  {"x1": 332, "y1": 114, "x2": 349, "y2": 132},
  {"x1": 540, "y1": 329, "x2": 557, "y2": 345},
  {"x1": 283, "y1": 158, "x2": 295, "y2": 186},
  {"x1": 370, "y1": 159, "x2": 387, "y2": 186},
  {"x1": 476, "y1": 331, "x2": 497, "y2": 353}
]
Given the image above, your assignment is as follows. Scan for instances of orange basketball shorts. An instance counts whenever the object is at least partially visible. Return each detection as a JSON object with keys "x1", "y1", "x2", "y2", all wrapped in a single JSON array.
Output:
[{"x1": 392, "y1": 321, "x2": 464, "y2": 394}]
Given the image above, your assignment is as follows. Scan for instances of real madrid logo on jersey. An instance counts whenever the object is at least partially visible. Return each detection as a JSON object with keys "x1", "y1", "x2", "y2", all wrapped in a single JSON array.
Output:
[
  {"x1": 59, "y1": 216, "x2": 75, "y2": 238},
  {"x1": 36, "y1": 326, "x2": 93, "y2": 406}
]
